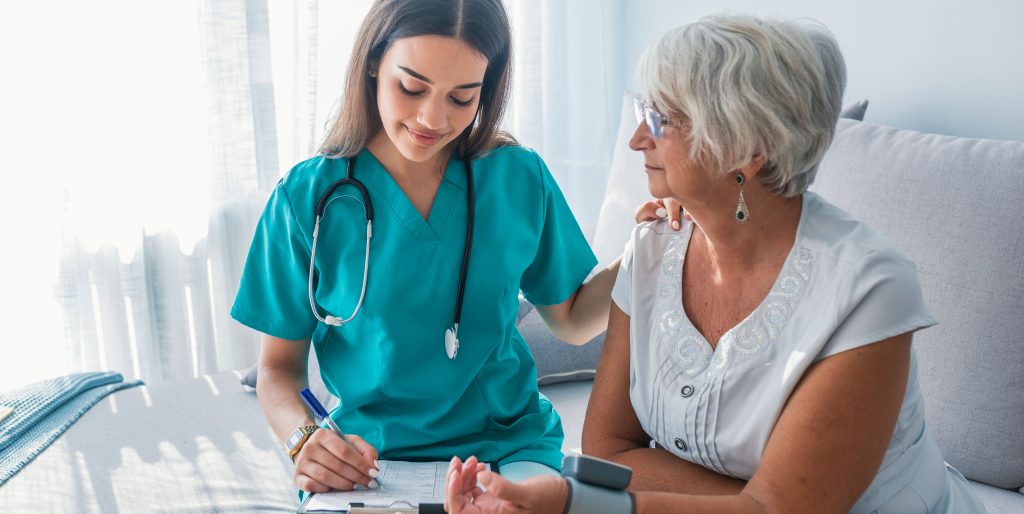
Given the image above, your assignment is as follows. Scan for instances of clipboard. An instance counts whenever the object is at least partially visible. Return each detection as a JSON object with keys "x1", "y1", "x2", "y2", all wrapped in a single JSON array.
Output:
[
  {"x1": 297, "y1": 459, "x2": 498, "y2": 513},
  {"x1": 303, "y1": 500, "x2": 421, "y2": 514}
]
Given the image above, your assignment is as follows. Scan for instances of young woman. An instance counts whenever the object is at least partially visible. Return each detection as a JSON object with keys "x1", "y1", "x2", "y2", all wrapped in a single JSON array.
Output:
[{"x1": 230, "y1": 0, "x2": 619, "y2": 497}]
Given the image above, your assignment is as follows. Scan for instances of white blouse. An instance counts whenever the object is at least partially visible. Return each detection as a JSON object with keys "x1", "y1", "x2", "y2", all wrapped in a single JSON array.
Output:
[{"x1": 611, "y1": 192, "x2": 984, "y2": 513}]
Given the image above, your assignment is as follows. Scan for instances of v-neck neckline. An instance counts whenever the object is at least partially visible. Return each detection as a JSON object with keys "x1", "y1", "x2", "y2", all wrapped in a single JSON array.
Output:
[
  {"x1": 358, "y1": 148, "x2": 468, "y2": 257},
  {"x1": 675, "y1": 193, "x2": 809, "y2": 353}
]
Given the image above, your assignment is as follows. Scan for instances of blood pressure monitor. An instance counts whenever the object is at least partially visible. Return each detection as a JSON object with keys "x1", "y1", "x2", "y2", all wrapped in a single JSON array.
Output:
[{"x1": 560, "y1": 455, "x2": 635, "y2": 514}]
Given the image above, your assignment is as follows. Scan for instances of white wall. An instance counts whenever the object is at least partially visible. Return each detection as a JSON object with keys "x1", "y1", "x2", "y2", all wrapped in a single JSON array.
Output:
[{"x1": 614, "y1": 0, "x2": 1024, "y2": 142}]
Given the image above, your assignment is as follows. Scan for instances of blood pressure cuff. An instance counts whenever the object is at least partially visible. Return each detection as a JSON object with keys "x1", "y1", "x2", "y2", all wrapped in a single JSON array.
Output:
[{"x1": 563, "y1": 477, "x2": 635, "y2": 514}]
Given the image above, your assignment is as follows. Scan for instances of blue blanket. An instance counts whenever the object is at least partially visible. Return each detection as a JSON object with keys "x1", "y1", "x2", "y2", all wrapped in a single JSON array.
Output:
[{"x1": 0, "y1": 371, "x2": 143, "y2": 485}]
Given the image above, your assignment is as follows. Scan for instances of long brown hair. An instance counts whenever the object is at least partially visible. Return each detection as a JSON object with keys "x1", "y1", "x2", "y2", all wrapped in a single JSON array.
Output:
[{"x1": 318, "y1": 0, "x2": 517, "y2": 160}]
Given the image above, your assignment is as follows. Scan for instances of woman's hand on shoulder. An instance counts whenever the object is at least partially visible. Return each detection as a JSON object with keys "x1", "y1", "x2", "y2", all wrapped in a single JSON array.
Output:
[
  {"x1": 634, "y1": 198, "x2": 688, "y2": 230},
  {"x1": 293, "y1": 431, "x2": 380, "y2": 494},
  {"x1": 444, "y1": 456, "x2": 568, "y2": 514}
]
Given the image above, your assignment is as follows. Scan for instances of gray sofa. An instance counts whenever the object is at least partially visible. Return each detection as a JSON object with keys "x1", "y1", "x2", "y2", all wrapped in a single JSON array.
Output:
[{"x1": 1, "y1": 119, "x2": 1021, "y2": 513}]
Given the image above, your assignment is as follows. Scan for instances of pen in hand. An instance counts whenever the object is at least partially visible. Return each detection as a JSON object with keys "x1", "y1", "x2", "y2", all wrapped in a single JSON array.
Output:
[{"x1": 299, "y1": 388, "x2": 382, "y2": 488}]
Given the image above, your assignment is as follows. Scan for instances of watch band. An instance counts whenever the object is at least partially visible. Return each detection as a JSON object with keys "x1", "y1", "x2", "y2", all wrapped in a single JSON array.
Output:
[
  {"x1": 286, "y1": 424, "x2": 320, "y2": 458},
  {"x1": 563, "y1": 477, "x2": 635, "y2": 514}
]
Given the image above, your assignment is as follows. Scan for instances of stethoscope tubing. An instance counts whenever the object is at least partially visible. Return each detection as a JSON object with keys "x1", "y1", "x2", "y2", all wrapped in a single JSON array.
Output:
[
  {"x1": 308, "y1": 214, "x2": 371, "y2": 326},
  {"x1": 452, "y1": 160, "x2": 474, "y2": 332},
  {"x1": 308, "y1": 154, "x2": 474, "y2": 349}
]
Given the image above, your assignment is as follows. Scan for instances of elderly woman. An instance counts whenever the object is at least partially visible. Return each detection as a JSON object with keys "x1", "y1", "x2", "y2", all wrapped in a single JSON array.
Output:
[{"x1": 444, "y1": 13, "x2": 986, "y2": 514}]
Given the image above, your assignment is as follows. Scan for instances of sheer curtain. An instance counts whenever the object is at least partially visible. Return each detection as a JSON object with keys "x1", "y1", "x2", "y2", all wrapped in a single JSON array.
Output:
[
  {"x1": 0, "y1": 0, "x2": 623, "y2": 390},
  {"x1": 505, "y1": 0, "x2": 626, "y2": 238},
  {"x1": 0, "y1": 0, "x2": 354, "y2": 390},
  {"x1": 53, "y1": 0, "x2": 290, "y2": 384}
]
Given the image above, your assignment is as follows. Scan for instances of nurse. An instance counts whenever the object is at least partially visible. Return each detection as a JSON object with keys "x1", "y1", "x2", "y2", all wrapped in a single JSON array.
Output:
[{"x1": 230, "y1": 0, "x2": 618, "y2": 496}]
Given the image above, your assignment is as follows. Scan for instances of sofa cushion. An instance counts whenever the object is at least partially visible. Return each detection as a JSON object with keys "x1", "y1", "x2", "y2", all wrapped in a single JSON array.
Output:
[
  {"x1": 517, "y1": 301, "x2": 605, "y2": 385},
  {"x1": 840, "y1": 99, "x2": 869, "y2": 121},
  {"x1": 811, "y1": 119, "x2": 1024, "y2": 490},
  {"x1": 539, "y1": 380, "x2": 594, "y2": 453}
]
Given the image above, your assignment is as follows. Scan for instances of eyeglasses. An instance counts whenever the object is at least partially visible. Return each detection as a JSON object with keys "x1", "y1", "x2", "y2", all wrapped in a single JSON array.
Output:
[{"x1": 632, "y1": 96, "x2": 678, "y2": 139}]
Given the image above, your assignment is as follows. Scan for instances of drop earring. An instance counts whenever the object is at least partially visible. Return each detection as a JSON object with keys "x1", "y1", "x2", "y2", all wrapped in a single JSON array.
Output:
[
  {"x1": 368, "y1": 70, "x2": 377, "y2": 79},
  {"x1": 735, "y1": 173, "x2": 750, "y2": 223}
]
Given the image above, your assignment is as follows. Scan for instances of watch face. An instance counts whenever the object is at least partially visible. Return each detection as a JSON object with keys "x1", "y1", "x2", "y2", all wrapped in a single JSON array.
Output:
[{"x1": 287, "y1": 431, "x2": 302, "y2": 449}]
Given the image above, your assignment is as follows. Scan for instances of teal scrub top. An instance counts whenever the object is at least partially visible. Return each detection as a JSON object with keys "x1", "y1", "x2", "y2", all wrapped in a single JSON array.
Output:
[{"x1": 231, "y1": 145, "x2": 597, "y2": 470}]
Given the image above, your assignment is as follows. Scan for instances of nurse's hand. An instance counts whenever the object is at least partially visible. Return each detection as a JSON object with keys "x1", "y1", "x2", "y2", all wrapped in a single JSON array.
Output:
[
  {"x1": 293, "y1": 430, "x2": 380, "y2": 493},
  {"x1": 634, "y1": 197, "x2": 688, "y2": 230},
  {"x1": 444, "y1": 456, "x2": 567, "y2": 514}
]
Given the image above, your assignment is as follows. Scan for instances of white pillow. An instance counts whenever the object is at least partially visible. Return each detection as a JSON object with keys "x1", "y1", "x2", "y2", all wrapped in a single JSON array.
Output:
[{"x1": 590, "y1": 93, "x2": 649, "y2": 268}]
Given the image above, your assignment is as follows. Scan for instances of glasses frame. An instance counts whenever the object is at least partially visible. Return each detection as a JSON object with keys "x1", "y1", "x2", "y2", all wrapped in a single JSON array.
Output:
[{"x1": 632, "y1": 95, "x2": 679, "y2": 139}]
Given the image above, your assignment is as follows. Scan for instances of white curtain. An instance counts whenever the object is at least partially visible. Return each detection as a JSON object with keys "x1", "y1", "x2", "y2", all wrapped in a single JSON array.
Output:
[
  {"x1": 0, "y1": 0, "x2": 343, "y2": 389},
  {"x1": 505, "y1": 0, "x2": 626, "y2": 238},
  {"x1": 0, "y1": 0, "x2": 624, "y2": 390},
  {"x1": 53, "y1": 0, "x2": 284, "y2": 384}
]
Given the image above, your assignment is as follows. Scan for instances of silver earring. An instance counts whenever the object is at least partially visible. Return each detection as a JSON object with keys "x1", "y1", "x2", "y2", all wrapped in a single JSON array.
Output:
[
  {"x1": 368, "y1": 70, "x2": 377, "y2": 78},
  {"x1": 735, "y1": 173, "x2": 750, "y2": 223}
]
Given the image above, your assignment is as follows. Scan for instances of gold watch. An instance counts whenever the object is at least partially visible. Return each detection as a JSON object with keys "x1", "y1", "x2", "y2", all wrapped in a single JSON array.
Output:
[{"x1": 285, "y1": 424, "x2": 320, "y2": 459}]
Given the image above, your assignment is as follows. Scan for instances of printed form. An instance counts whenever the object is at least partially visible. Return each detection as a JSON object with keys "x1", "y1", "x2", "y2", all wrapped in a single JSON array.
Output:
[{"x1": 301, "y1": 460, "x2": 489, "y2": 512}]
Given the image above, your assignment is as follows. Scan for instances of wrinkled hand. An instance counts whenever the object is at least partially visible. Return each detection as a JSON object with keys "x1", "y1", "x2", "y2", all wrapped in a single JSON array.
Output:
[
  {"x1": 444, "y1": 456, "x2": 568, "y2": 514},
  {"x1": 293, "y1": 430, "x2": 380, "y2": 493},
  {"x1": 634, "y1": 197, "x2": 688, "y2": 230}
]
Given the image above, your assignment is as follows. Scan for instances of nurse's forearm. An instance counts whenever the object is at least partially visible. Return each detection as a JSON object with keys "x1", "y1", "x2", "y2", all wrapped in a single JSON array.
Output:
[
  {"x1": 257, "y1": 356, "x2": 316, "y2": 444},
  {"x1": 537, "y1": 256, "x2": 621, "y2": 345}
]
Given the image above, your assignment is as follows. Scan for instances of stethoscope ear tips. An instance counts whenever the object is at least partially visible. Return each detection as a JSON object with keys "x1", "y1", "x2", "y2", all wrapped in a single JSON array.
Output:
[
  {"x1": 445, "y1": 327, "x2": 459, "y2": 360},
  {"x1": 324, "y1": 315, "x2": 343, "y2": 326}
]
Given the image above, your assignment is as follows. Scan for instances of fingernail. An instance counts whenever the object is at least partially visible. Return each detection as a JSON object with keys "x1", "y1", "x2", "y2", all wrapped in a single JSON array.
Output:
[
  {"x1": 374, "y1": 459, "x2": 380, "y2": 470},
  {"x1": 476, "y1": 480, "x2": 489, "y2": 493},
  {"x1": 672, "y1": 220, "x2": 680, "y2": 230},
  {"x1": 655, "y1": 207, "x2": 667, "y2": 218},
  {"x1": 368, "y1": 468, "x2": 379, "y2": 478},
  {"x1": 369, "y1": 479, "x2": 379, "y2": 489}
]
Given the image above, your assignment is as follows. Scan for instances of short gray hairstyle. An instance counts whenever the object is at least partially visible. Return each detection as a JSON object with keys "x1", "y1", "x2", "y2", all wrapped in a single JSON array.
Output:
[{"x1": 637, "y1": 13, "x2": 846, "y2": 197}]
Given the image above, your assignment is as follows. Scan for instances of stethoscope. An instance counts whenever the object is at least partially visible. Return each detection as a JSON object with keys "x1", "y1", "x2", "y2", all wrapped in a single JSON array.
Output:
[{"x1": 308, "y1": 154, "x2": 475, "y2": 360}]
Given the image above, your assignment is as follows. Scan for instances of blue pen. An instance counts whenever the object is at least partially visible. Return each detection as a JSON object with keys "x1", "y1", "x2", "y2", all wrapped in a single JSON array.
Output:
[
  {"x1": 299, "y1": 388, "x2": 381, "y2": 486},
  {"x1": 299, "y1": 388, "x2": 353, "y2": 446}
]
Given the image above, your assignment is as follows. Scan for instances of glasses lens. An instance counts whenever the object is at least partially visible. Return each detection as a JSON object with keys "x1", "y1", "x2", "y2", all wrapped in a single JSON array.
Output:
[
  {"x1": 645, "y1": 109, "x2": 663, "y2": 139},
  {"x1": 633, "y1": 98, "x2": 645, "y2": 125}
]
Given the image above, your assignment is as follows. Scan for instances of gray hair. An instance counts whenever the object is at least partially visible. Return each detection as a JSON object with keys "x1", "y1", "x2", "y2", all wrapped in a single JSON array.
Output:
[{"x1": 637, "y1": 13, "x2": 846, "y2": 197}]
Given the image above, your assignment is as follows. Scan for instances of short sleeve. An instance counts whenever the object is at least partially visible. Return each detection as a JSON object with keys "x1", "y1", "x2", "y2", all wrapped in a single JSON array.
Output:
[
  {"x1": 519, "y1": 155, "x2": 598, "y2": 306},
  {"x1": 230, "y1": 182, "x2": 318, "y2": 341},
  {"x1": 817, "y1": 250, "x2": 937, "y2": 360},
  {"x1": 610, "y1": 228, "x2": 636, "y2": 316}
]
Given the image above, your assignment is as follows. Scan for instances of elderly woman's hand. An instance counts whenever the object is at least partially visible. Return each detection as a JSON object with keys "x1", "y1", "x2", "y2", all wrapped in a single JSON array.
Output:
[
  {"x1": 444, "y1": 456, "x2": 568, "y2": 514},
  {"x1": 635, "y1": 198, "x2": 688, "y2": 230}
]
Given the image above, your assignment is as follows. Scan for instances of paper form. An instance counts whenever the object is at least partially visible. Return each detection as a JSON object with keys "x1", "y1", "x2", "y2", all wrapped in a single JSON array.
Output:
[{"x1": 301, "y1": 460, "x2": 488, "y2": 512}]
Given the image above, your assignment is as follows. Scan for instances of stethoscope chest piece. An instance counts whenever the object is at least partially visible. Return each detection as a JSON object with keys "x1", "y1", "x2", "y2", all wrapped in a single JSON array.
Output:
[{"x1": 444, "y1": 326, "x2": 459, "y2": 360}]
